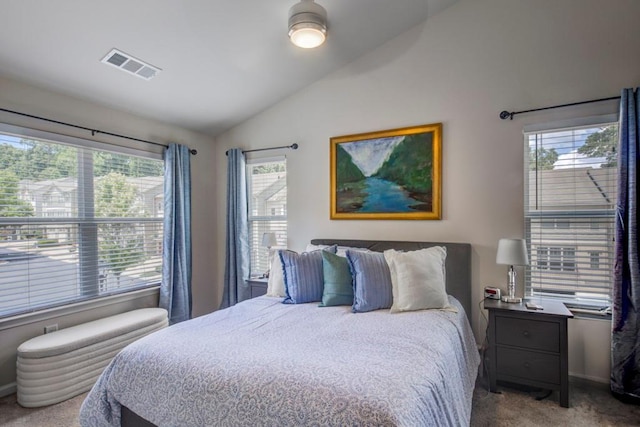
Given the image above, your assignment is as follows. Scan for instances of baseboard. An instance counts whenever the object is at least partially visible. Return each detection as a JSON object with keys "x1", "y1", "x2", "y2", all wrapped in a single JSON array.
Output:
[
  {"x1": 569, "y1": 373, "x2": 609, "y2": 385},
  {"x1": 0, "y1": 382, "x2": 16, "y2": 398}
]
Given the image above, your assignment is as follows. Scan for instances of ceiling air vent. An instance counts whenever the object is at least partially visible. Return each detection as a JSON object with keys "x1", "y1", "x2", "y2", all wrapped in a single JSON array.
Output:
[{"x1": 101, "y1": 48, "x2": 161, "y2": 81}]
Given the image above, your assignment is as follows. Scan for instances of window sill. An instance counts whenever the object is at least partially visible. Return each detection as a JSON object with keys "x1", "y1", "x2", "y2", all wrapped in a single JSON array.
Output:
[
  {"x1": 564, "y1": 304, "x2": 612, "y2": 320},
  {"x1": 0, "y1": 286, "x2": 160, "y2": 332}
]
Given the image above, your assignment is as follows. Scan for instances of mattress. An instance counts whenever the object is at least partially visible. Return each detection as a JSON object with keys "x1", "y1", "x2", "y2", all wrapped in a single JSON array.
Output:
[{"x1": 80, "y1": 295, "x2": 480, "y2": 426}]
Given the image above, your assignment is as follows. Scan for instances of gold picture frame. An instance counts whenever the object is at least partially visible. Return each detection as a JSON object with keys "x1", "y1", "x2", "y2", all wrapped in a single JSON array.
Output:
[{"x1": 330, "y1": 123, "x2": 442, "y2": 220}]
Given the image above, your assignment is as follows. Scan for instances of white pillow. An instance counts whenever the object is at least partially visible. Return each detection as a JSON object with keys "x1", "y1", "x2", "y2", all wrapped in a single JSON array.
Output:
[
  {"x1": 383, "y1": 246, "x2": 456, "y2": 313},
  {"x1": 266, "y1": 250, "x2": 286, "y2": 297}
]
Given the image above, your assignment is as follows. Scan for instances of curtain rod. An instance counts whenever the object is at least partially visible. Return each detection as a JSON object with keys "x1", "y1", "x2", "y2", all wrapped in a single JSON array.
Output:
[
  {"x1": 0, "y1": 107, "x2": 197, "y2": 155},
  {"x1": 499, "y1": 95, "x2": 621, "y2": 120},
  {"x1": 225, "y1": 143, "x2": 299, "y2": 156}
]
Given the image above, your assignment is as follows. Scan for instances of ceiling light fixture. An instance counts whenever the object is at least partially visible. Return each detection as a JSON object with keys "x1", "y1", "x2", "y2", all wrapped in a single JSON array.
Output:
[{"x1": 288, "y1": 0, "x2": 327, "y2": 49}]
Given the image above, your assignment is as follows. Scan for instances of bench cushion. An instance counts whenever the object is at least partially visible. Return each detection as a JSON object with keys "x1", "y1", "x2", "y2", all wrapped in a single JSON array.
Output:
[{"x1": 18, "y1": 308, "x2": 168, "y2": 359}]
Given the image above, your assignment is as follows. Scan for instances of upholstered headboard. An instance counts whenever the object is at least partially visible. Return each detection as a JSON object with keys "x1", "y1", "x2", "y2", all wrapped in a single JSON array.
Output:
[{"x1": 310, "y1": 239, "x2": 472, "y2": 319}]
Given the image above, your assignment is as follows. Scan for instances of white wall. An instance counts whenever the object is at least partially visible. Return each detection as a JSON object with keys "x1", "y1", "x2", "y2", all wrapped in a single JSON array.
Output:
[
  {"x1": 0, "y1": 75, "x2": 217, "y2": 393},
  {"x1": 215, "y1": 0, "x2": 640, "y2": 382}
]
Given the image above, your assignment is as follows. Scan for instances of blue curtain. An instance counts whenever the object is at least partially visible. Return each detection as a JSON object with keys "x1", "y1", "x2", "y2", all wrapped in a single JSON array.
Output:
[
  {"x1": 159, "y1": 144, "x2": 192, "y2": 324},
  {"x1": 220, "y1": 148, "x2": 250, "y2": 309},
  {"x1": 612, "y1": 87, "x2": 640, "y2": 402}
]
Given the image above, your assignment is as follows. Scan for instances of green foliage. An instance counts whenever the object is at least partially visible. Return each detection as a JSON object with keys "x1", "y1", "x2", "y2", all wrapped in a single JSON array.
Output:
[
  {"x1": 95, "y1": 172, "x2": 139, "y2": 218},
  {"x1": 0, "y1": 140, "x2": 77, "y2": 180},
  {"x1": 0, "y1": 144, "x2": 24, "y2": 172},
  {"x1": 529, "y1": 147, "x2": 558, "y2": 170},
  {"x1": 577, "y1": 126, "x2": 618, "y2": 167},
  {"x1": 95, "y1": 172, "x2": 145, "y2": 279},
  {"x1": 373, "y1": 134, "x2": 433, "y2": 193},
  {"x1": 336, "y1": 144, "x2": 365, "y2": 184},
  {"x1": 0, "y1": 170, "x2": 34, "y2": 217},
  {"x1": 94, "y1": 152, "x2": 163, "y2": 177},
  {"x1": 36, "y1": 239, "x2": 59, "y2": 247},
  {"x1": 0, "y1": 139, "x2": 162, "y2": 180},
  {"x1": 253, "y1": 163, "x2": 285, "y2": 174}
]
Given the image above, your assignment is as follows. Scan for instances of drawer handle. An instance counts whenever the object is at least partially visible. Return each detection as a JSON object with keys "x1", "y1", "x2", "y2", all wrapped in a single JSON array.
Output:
[{"x1": 523, "y1": 330, "x2": 530, "y2": 337}]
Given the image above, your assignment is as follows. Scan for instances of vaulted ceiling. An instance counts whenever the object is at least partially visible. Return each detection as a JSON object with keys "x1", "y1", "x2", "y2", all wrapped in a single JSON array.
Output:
[{"x1": 0, "y1": 0, "x2": 458, "y2": 137}]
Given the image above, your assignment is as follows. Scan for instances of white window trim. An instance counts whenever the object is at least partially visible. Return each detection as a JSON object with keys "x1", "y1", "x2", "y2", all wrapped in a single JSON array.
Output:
[
  {"x1": 0, "y1": 286, "x2": 159, "y2": 332},
  {"x1": 0, "y1": 122, "x2": 164, "y2": 317},
  {"x1": 523, "y1": 114, "x2": 619, "y2": 134},
  {"x1": 0, "y1": 123, "x2": 163, "y2": 160}
]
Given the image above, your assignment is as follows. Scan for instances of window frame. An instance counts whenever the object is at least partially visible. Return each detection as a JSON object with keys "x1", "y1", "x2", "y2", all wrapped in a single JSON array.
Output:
[
  {"x1": 246, "y1": 156, "x2": 287, "y2": 278},
  {"x1": 0, "y1": 123, "x2": 164, "y2": 319},
  {"x1": 523, "y1": 115, "x2": 618, "y2": 307}
]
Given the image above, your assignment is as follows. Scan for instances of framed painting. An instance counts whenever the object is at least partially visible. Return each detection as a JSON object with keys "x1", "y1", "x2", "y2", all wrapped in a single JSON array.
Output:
[{"x1": 330, "y1": 123, "x2": 442, "y2": 220}]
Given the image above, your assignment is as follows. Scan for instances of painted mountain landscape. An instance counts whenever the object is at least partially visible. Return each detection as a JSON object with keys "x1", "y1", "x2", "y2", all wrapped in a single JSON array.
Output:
[{"x1": 335, "y1": 132, "x2": 434, "y2": 214}]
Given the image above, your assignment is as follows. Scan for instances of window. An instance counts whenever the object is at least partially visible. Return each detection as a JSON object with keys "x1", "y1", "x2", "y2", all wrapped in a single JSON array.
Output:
[
  {"x1": 0, "y1": 124, "x2": 164, "y2": 318},
  {"x1": 524, "y1": 118, "x2": 618, "y2": 305},
  {"x1": 590, "y1": 252, "x2": 601, "y2": 270},
  {"x1": 247, "y1": 157, "x2": 287, "y2": 277},
  {"x1": 536, "y1": 246, "x2": 576, "y2": 271}
]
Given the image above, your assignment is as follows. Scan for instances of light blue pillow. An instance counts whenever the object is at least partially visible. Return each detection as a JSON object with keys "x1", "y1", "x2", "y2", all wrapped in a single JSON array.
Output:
[
  {"x1": 320, "y1": 250, "x2": 354, "y2": 307},
  {"x1": 346, "y1": 250, "x2": 393, "y2": 312},
  {"x1": 280, "y1": 246, "x2": 337, "y2": 304}
]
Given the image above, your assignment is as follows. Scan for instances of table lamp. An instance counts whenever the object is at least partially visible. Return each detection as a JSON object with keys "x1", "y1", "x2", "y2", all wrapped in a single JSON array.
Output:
[
  {"x1": 496, "y1": 238, "x2": 529, "y2": 303},
  {"x1": 261, "y1": 232, "x2": 278, "y2": 278}
]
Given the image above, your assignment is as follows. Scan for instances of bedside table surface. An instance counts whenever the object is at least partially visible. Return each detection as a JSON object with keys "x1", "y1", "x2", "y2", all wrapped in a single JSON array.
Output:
[{"x1": 483, "y1": 298, "x2": 573, "y2": 318}]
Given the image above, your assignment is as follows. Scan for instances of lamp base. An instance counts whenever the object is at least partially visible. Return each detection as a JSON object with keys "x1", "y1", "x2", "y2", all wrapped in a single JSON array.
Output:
[{"x1": 501, "y1": 296, "x2": 522, "y2": 303}]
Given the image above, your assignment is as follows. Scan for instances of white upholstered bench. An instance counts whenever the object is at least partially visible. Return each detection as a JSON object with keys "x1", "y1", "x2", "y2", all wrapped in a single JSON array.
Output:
[{"x1": 16, "y1": 307, "x2": 168, "y2": 408}]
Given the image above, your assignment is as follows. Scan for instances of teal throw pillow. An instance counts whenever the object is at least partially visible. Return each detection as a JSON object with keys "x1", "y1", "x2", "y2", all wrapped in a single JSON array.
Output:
[{"x1": 320, "y1": 251, "x2": 354, "y2": 307}]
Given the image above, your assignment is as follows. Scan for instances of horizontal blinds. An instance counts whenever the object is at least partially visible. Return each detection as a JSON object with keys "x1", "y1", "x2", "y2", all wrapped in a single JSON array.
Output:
[
  {"x1": 524, "y1": 123, "x2": 617, "y2": 305},
  {"x1": 247, "y1": 158, "x2": 287, "y2": 276},
  {"x1": 0, "y1": 131, "x2": 163, "y2": 318}
]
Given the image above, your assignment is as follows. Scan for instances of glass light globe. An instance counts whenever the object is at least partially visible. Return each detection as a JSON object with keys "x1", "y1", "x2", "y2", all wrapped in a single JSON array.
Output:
[{"x1": 289, "y1": 23, "x2": 326, "y2": 49}]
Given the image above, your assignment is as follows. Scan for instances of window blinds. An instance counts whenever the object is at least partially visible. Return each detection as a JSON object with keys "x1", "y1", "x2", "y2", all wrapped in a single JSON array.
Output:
[
  {"x1": 524, "y1": 121, "x2": 617, "y2": 305},
  {"x1": 0, "y1": 128, "x2": 163, "y2": 317},
  {"x1": 246, "y1": 158, "x2": 287, "y2": 277}
]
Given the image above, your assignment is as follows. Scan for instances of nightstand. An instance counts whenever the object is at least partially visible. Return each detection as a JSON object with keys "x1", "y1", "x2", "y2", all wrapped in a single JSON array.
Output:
[
  {"x1": 484, "y1": 299, "x2": 573, "y2": 407},
  {"x1": 247, "y1": 277, "x2": 268, "y2": 298}
]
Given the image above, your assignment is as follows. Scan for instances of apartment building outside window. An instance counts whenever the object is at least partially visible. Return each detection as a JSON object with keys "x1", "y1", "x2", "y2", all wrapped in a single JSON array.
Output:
[
  {"x1": 524, "y1": 117, "x2": 618, "y2": 306},
  {"x1": 247, "y1": 157, "x2": 287, "y2": 277},
  {"x1": 0, "y1": 124, "x2": 164, "y2": 318}
]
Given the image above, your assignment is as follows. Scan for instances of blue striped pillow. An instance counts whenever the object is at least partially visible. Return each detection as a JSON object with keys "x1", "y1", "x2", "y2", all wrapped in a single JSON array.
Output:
[
  {"x1": 280, "y1": 246, "x2": 337, "y2": 304},
  {"x1": 346, "y1": 250, "x2": 393, "y2": 312}
]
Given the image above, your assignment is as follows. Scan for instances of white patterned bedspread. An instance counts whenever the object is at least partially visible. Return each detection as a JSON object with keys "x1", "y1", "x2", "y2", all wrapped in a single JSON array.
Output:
[{"x1": 80, "y1": 296, "x2": 479, "y2": 427}]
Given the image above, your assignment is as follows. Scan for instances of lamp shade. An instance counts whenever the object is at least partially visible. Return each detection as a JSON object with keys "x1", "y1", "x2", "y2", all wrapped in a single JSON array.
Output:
[
  {"x1": 261, "y1": 232, "x2": 278, "y2": 248},
  {"x1": 496, "y1": 238, "x2": 529, "y2": 266}
]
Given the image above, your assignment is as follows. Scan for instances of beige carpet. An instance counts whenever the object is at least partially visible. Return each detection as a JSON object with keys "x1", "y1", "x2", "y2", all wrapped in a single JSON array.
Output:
[{"x1": 1, "y1": 378, "x2": 639, "y2": 426}]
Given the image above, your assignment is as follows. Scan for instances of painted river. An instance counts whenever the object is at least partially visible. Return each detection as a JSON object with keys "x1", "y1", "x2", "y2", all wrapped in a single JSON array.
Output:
[{"x1": 359, "y1": 177, "x2": 422, "y2": 212}]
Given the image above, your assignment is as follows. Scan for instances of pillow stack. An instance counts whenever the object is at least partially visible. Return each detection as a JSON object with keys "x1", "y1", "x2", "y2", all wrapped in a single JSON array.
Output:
[
  {"x1": 279, "y1": 246, "x2": 337, "y2": 304},
  {"x1": 266, "y1": 243, "x2": 454, "y2": 313}
]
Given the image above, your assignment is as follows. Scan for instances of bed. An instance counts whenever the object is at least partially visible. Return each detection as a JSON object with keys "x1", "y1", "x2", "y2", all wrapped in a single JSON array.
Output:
[{"x1": 79, "y1": 239, "x2": 480, "y2": 427}]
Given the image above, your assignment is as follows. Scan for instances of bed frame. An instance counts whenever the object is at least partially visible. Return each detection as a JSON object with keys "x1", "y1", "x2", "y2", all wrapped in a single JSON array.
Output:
[{"x1": 121, "y1": 239, "x2": 472, "y2": 427}]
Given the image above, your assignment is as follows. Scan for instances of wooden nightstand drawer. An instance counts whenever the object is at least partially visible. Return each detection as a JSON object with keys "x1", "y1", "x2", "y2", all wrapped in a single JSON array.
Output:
[
  {"x1": 496, "y1": 316, "x2": 559, "y2": 352},
  {"x1": 497, "y1": 347, "x2": 560, "y2": 385},
  {"x1": 247, "y1": 279, "x2": 268, "y2": 298}
]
